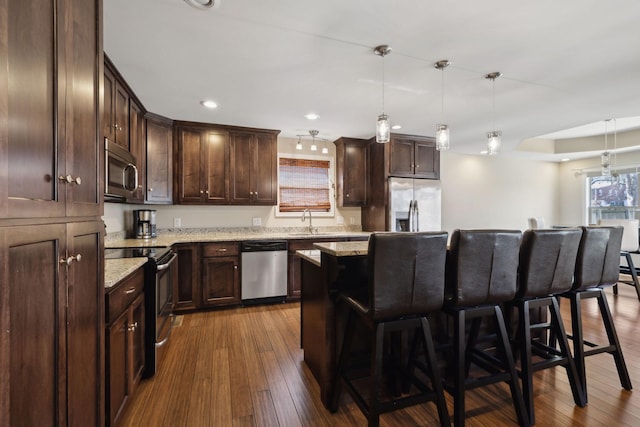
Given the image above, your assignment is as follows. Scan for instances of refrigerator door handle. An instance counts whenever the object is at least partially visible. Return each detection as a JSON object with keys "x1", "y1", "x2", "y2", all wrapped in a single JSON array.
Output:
[
  {"x1": 408, "y1": 200, "x2": 414, "y2": 232},
  {"x1": 413, "y1": 199, "x2": 419, "y2": 232}
]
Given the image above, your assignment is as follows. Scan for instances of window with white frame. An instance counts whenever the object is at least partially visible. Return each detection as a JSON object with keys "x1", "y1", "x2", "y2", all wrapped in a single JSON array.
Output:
[
  {"x1": 587, "y1": 168, "x2": 640, "y2": 223},
  {"x1": 277, "y1": 154, "x2": 334, "y2": 216}
]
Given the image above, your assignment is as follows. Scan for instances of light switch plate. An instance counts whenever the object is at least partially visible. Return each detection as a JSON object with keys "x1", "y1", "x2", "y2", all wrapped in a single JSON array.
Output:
[
  {"x1": 336, "y1": 216, "x2": 344, "y2": 224},
  {"x1": 252, "y1": 217, "x2": 262, "y2": 226},
  {"x1": 173, "y1": 218, "x2": 181, "y2": 227}
]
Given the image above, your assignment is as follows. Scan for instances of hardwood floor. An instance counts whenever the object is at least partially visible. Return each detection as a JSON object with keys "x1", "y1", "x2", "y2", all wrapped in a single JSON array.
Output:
[{"x1": 120, "y1": 285, "x2": 640, "y2": 426}]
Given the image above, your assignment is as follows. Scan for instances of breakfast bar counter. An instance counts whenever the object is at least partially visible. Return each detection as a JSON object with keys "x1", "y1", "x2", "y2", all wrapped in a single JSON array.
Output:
[{"x1": 298, "y1": 240, "x2": 369, "y2": 406}]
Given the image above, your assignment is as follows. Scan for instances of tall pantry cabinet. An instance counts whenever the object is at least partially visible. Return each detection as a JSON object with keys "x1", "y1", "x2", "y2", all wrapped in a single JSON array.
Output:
[{"x1": 0, "y1": 0, "x2": 104, "y2": 426}]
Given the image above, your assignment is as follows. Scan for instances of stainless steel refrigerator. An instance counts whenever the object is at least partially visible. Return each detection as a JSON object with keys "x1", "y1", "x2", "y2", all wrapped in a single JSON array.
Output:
[{"x1": 388, "y1": 177, "x2": 441, "y2": 232}]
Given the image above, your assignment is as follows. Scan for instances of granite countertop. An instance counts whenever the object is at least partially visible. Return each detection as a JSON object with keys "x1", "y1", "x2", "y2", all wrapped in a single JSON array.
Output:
[
  {"x1": 105, "y1": 258, "x2": 147, "y2": 289},
  {"x1": 313, "y1": 241, "x2": 369, "y2": 257},
  {"x1": 296, "y1": 249, "x2": 321, "y2": 267},
  {"x1": 105, "y1": 229, "x2": 370, "y2": 249}
]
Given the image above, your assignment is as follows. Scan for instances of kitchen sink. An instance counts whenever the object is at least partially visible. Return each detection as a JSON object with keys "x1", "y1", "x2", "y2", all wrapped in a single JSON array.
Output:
[{"x1": 287, "y1": 232, "x2": 335, "y2": 237}]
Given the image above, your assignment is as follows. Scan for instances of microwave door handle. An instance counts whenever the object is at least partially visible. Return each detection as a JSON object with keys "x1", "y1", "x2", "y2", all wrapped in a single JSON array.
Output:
[{"x1": 123, "y1": 163, "x2": 139, "y2": 191}]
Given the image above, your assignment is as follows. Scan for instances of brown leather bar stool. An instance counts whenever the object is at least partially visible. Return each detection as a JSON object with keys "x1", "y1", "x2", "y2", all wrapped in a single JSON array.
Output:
[
  {"x1": 556, "y1": 226, "x2": 632, "y2": 402},
  {"x1": 444, "y1": 229, "x2": 529, "y2": 427},
  {"x1": 509, "y1": 229, "x2": 586, "y2": 425},
  {"x1": 329, "y1": 232, "x2": 450, "y2": 427}
]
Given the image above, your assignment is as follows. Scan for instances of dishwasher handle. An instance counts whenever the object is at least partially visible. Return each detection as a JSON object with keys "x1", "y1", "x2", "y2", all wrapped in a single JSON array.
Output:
[{"x1": 241, "y1": 240, "x2": 288, "y2": 252}]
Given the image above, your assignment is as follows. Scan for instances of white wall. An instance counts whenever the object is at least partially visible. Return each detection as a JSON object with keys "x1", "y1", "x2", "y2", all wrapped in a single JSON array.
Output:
[
  {"x1": 439, "y1": 151, "x2": 560, "y2": 232},
  {"x1": 104, "y1": 138, "x2": 564, "y2": 236}
]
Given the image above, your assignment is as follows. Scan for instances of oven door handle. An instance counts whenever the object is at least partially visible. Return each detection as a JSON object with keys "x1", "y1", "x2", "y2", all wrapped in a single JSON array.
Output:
[
  {"x1": 156, "y1": 252, "x2": 177, "y2": 271},
  {"x1": 155, "y1": 314, "x2": 175, "y2": 348}
]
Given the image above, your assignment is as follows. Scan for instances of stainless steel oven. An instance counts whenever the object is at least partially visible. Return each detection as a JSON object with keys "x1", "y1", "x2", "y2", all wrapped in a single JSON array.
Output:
[{"x1": 105, "y1": 246, "x2": 177, "y2": 378}]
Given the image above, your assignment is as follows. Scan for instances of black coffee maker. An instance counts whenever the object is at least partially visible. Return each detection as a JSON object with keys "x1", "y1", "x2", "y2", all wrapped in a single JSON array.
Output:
[{"x1": 133, "y1": 209, "x2": 157, "y2": 239}]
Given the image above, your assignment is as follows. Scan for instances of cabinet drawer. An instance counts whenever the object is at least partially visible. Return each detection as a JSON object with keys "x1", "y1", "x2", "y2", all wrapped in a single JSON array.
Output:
[
  {"x1": 106, "y1": 267, "x2": 145, "y2": 324},
  {"x1": 202, "y1": 242, "x2": 239, "y2": 257}
]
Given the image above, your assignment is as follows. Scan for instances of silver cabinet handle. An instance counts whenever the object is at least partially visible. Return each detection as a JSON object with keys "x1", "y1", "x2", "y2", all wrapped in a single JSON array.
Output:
[
  {"x1": 148, "y1": 188, "x2": 153, "y2": 192},
  {"x1": 59, "y1": 254, "x2": 81, "y2": 266},
  {"x1": 127, "y1": 321, "x2": 138, "y2": 332},
  {"x1": 59, "y1": 175, "x2": 82, "y2": 185},
  {"x1": 124, "y1": 287, "x2": 136, "y2": 295},
  {"x1": 217, "y1": 248, "x2": 227, "y2": 252}
]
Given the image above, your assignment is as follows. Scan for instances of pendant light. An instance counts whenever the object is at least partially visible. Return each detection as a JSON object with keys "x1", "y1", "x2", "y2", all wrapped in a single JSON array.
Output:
[
  {"x1": 434, "y1": 60, "x2": 451, "y2": 151},
  {"x1": 295, "y1": 136, "x2": 303, "y2": 150},
  {"x1": 485, "y1": 72, "x2": 502, "y2": 155},
  {"x1": 374, "y1": 45, "x2": 392, "y2": 143},
  {"x1": 310, "y1": 129, "x2": 318, "y2": 151},
  {"x1": 601, "y1": 119, "x2": 611, "y2": 177}
]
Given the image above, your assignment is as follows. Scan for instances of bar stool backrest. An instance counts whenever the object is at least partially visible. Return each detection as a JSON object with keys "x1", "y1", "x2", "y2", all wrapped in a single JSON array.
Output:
[
  {"x1": 573, "y1": 226, "x2": 623, "y2": 290},
  {"x1": 517, "y1": 228, "x2": 582, "y2": 298},
  {"x1": 367, "y1": 231, "x2": 448, "y2": 319},
  {"x1": 446, "y1": 229, "x2": 522, "y2": 306}
]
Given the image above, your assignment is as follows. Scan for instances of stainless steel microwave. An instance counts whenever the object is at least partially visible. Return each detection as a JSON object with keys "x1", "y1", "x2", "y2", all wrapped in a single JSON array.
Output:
[{"x1": 105, "y1": 138, "x2": 138, "y2": 201}]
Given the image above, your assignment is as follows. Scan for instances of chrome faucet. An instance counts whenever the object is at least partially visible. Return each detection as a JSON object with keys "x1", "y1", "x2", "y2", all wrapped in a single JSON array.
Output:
[{"x1": 301, "y1": 208, "x2": 314, "y2": 234}]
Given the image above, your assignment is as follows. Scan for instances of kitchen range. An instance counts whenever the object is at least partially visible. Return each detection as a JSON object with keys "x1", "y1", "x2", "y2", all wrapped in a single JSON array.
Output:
[{"x1": 105, "y1": 246, "x2": 177, "y2": 378}]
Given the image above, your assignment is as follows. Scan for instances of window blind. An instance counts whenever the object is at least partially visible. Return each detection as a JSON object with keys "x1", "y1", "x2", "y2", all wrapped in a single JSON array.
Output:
[{"x1": 279, "y1": 158, "x2": 331, "y2": 212}]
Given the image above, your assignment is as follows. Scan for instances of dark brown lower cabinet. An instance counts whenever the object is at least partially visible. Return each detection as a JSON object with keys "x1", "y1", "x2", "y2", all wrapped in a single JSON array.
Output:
[
  {"x1": 201, "y1": 242, "x2": 240, "y2": 306},
  {"x1": 0, "y1": 221, "x2": 104, "y2": 427},
  {"x1": 105, "y1": 268, "x2": 145, "y2": 427},
  {"x1": 173, "y1": 243, "x2": 200, "y2": 311}
]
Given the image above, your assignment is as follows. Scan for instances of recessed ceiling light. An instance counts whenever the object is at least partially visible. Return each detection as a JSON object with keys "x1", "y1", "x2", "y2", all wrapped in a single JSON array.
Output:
[
  {"x1": 304, "y1": 113, "x2": 319, "y2": 120},
  {"x1": 561, "y1": 158, "x2": 570, "y2": 162},
  {"x1": 391, "y1": 124, "x2": 402, "y2": 130},
  {"x1": 200, "y1": 100, "x2": 218, "y2": 109},
  {"x1": 480, "y1": 150, "x2": 489, "y2": 155}
]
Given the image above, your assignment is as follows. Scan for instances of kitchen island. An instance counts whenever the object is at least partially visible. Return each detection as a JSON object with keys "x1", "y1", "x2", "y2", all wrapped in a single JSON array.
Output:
[{"x1": 298, "y1": 240, "x2": 369, "y2": 407}]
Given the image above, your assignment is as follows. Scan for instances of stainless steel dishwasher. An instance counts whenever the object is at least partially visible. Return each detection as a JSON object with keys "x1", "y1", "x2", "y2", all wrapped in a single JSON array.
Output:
[{"x1": 241, "y1": 240, "x2": 288, "y2": 302}]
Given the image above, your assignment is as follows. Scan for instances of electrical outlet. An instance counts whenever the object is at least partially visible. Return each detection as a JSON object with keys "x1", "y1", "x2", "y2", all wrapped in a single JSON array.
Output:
[
  {"x1": 336, "y1": 216, "x2": 344, "y2": 224},
  {"x1": 173, "y1": 217, "x2": 181, "y2": 227},
  {"x1": 252, "y1": 217, "x2": 262, "y2": 226},
  {"x1": 350, "y1": 216, "x2": 356, "y2": 225}
]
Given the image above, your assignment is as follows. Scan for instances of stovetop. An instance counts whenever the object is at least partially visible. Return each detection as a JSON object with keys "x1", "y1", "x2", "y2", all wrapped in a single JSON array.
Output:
[{"x1": 105, "y1": 246, "x2": 170, "y2": 261}]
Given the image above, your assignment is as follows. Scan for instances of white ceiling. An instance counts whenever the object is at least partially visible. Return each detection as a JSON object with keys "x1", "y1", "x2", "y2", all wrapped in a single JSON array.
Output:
[{"x1": 103, "y1": 0, "x2": 640, "y2": 160}]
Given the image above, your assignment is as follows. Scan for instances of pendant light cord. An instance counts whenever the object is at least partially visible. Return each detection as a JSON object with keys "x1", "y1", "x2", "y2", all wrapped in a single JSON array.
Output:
[
  {"x1": 441, "y1": 68, "x2": 445, "y2": 123},
  {"x1": 492, "y1": 78, "x2": 496, "y2": 132},
  {"x1": 381, "y1": 55, "x2": 385, "y2": 115}
]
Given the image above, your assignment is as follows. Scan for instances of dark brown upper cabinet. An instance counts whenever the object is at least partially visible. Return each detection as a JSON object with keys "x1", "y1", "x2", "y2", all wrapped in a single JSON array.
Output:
[
  {"x1": 1, "y1": 0, "x2": 102, "y2": 220},
  {"x1": 103, "y1": 60, "x2": 130, "y2": 149},
  {"x1": 176, "y1": 124, "x2": 230, "y2": 204},
  {"x1": 334, "y1": 137, "x2": 369, "y2": 207},
  {"x1": 145, "y1": 114, "x2": 174, "y2": 204},
  {"x1": 230, "y1": 131, "x2": 279, "y2": 205},
  {"x1": 388, "y1": 135, "x2": 440, "y2": 179}
]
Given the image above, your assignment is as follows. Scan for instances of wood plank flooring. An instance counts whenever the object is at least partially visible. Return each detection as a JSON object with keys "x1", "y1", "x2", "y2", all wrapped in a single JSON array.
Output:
[{"x1": 120, "y1": 284, "x2": 640, "y2": 426}]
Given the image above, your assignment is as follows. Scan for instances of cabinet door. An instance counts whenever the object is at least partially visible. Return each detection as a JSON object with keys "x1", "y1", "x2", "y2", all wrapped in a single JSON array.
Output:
[
  {"x1": 146, "y1": 118, "x2": 173, "y2": 204},
  {"x1": 343, "y1": 141, "x2": 368, "y2": 206},
  {"x1": 389, "y1": 138, "x2": 415, "y2": 177},
  {"x1": 177, "y1": 127, "x2": 204, "y2": 203},
  {"x1": 201, "y1": 256, "x2": 240, "y2": 306},
  {"x1": 128, "y1": 100, "x2": 146, "y2": 203},
  {"x1": 174, "y1": 243, "x2": 200, "y2": 311},
  {"x1": 204, "y1": 129, "x2": 230, "y2": 203},
  {"x1": 62, "y1": 0, "x2": 102, "y2": 218},
  {"x1": 66, "y1": 220, "x2": 104, "y2": 427},
  {"x1": 1, "y1": 0, "x2": 65, "y2": 219},
  {"x1": 114, "y1": 82, "x2": 130, "y2": 149},
  {"x1": 107, "y1": 309, "x2": 129, "y2": 427},
  {"x1": 0, "y1": 224, "x2": 66, "y2": 427},
  {"x1": 129, "y1": 293, "x2": 145, "y2": 393},
  {"x1": 103, "y1": 67, "x2": 116, "y2": 142},
  {"x1": 253, "y1": 133, "x2": 277, "y2": 204},
  {"x1": 414, "y1": 139, "x2": 440, "y2": 179},
  {"x1": 229, "y1": 132, "x2": 254, "y2": 204}
]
